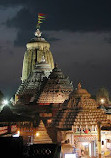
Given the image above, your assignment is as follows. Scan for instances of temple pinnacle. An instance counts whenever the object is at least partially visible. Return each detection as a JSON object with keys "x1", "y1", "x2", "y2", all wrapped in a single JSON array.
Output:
[{"x1": 35, "y1": 29, "x2": 42, "y2": 37}]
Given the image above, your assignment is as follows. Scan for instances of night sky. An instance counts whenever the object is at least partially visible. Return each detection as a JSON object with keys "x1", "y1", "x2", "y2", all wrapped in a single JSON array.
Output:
[{"x1": 0, "y1": 0, "x2": 111, "y2": 98}]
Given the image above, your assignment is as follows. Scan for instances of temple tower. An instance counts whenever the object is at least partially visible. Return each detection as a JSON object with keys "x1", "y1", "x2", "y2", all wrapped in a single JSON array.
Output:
[
  {"x1": 22, "y1": 29, "x2": 54, "y2": 81},
  {"x1": 15, "y1": 57, "x2": 52, "y2": 104}
]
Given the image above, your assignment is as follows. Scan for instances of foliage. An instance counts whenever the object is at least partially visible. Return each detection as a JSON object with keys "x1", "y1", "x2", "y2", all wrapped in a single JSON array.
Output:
[
  {"x1": 96, "y1": 87, "x2": 110, "y2": 104},
  {"x1": 0, "y1": 90, "x2": 4, "y2": 103}
]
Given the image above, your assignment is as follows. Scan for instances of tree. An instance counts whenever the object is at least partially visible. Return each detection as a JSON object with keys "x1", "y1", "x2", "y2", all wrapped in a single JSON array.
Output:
[
  {"x1": 96, "y1": 87, "x2": 110, "y2": 105},
  {"x1": 0, "y1": 90, "x2": 4, "y2": 104}
]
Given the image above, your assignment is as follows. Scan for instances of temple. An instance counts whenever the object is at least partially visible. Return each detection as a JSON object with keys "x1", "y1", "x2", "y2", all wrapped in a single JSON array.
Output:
[{"x1": 1, "y1": 20, "x2": 111, "y2": 158}]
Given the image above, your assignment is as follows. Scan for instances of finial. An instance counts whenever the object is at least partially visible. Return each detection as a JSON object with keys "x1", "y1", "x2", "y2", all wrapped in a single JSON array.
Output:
[
  {"x1": 41, "y1": 56, "x2": 46, "y2": 62},
  {"x1": 35, "y1": 29, "x2": 42, "y2": 37},
  {"x1": 35, "y1": 13, "x2": 46, "y2": 38},
  {"x1": 78, "y1": 83, "x2": 81, "y2": 89}
]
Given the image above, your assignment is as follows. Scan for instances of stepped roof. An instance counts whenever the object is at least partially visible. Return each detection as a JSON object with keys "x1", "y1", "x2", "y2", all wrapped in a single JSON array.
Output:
[
  {"x1": 37, "y1": 65, "x2": 73, "y2": 104},
  {"x1": 71, "y1": 83, "x2": 91, "y2": 99},
  {"x1": 51, "y1": 84, "x2": 109, "y2": 131},
  {"x1": 34, "y1": 120, "x2": 52, "y2": 144}
]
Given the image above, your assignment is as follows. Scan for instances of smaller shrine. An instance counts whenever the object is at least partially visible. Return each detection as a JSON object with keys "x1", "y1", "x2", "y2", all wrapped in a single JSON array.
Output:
[{"x1": 51, "y1": 83, "x2": 111, "y2": 157}]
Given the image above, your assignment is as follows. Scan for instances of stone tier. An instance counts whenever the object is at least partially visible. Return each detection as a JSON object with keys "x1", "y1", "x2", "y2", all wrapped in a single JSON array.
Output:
[
  {"x1": 51, "y1": 84, "x2": 108, "y2": 131},
  {"x1": 37, "y1": 65, "x2": 73, "y2": 104}
]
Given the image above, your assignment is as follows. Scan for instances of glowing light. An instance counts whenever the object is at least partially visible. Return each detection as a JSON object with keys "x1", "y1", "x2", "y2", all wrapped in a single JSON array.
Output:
[
  {"x1": 65, "y1": 154, "x2": 76, "y2": 158},
  {"x1": 100, "y1": 98, "x2": 105, "y2": 104},
  {"x1": 47, "y1": 119, "x2": 52, "y2": 124},
  {"x1": 35, "y1": 132, "x2": 40, "y2": 137},
  {"x1": 82, "y1": 142, "x2": 89, "y2": 146},
  {"x1": 2, "y1": 99, "x2": 8, "y2": 105},
  {"x1": 13, "y1": 131, "x2": 20, "y2": 137}
]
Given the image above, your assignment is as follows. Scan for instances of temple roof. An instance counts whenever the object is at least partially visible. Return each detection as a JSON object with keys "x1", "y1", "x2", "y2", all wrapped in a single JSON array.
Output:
[
  {"x1": 49, "y1": 64, "x2": 66, "y2": 79},
  {"x1": 26, "y1": 29, "x2": 50, "y2": 49},
  {"x1": 51, "y1": 84, "x2": 108, "y2": 130},
  {"x1": 37, "y1": 65, "x2": 73, "y2": 104},
  {"x1": 34, "y1": 120, "x2": 52, "y2": 144},
  {"x1": 71, "y1": 83, "x2": 91, "y2": 99}
]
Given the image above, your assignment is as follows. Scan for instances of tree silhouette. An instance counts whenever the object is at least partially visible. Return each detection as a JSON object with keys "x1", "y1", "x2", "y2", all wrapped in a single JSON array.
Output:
[
  {"x1": 0, "y1": 90, "x2": 4, "y2": 104},
  {"x1": 96, "y1": 87, "x2": 110, "y2": 105}
]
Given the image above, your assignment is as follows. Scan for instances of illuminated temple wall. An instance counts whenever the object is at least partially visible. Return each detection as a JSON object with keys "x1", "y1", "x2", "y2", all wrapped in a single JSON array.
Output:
[{"x1": 22, "y1": 41, "x2": 54, "y2": 81}]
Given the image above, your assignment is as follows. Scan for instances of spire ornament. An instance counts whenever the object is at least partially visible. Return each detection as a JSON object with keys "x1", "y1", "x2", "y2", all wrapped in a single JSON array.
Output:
[
  {"x1": 35, "y1": 13, "x2": 46, "y2": 38},
  {"x1": 35, "y1": 29, "x2": 42, "y2": 37}
]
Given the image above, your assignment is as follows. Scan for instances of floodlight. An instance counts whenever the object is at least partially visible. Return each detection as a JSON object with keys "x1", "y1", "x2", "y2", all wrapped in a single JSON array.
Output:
[{"x1": 2, "y1": 99, "x2": 8, "y2": 105}]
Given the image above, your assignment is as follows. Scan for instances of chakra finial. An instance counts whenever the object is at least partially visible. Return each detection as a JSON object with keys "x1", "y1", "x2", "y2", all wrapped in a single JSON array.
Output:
[{"x1": 35, "y1": 29, "x2": 42, "y2": 37}]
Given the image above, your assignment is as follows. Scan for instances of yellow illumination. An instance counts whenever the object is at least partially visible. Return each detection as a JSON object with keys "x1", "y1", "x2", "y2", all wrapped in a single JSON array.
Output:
[
  {"x1": 36, "y1": 132, "x2": 40, "y2": 137},
  {"x1": 100, "y1": 98, "x2": 105, "y2": 104},
  {"x1": 17, "y1": 130, "x2": 20, "y2": 135}
]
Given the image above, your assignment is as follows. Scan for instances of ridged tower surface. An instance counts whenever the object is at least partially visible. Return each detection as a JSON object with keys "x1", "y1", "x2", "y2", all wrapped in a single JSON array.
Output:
[
  {"x1": 22, "y1": 29, "x2": 54, "y2": 81},
  {"x1": 15, "y1": 60, "x2": 52, "y2": 104}
]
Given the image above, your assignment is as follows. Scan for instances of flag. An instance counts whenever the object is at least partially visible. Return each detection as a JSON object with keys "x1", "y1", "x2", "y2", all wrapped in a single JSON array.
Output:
[{"x1": 37, "y1": 13, "x2": 46, "y2": 28}]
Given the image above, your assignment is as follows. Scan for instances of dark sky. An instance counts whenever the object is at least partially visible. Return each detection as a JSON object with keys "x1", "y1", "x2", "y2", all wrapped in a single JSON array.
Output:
[{"x1": 0, "y1": 0, "x2": 111, "y2": 98}]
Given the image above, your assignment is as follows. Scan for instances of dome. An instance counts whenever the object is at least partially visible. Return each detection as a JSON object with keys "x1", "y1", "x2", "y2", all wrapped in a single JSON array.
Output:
[
  {"x1": 26, "y1": 29, "x2": 50, "y2": 50},
  {"x1": 26, "y1": 39, "x2": 50, "y2": 50},
  {"x1": 37, "y1": 64, "x2": 73, "y2": 104},
  {"x1": 72, "y1": 83, "x2": 91, "y2": 98}
]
